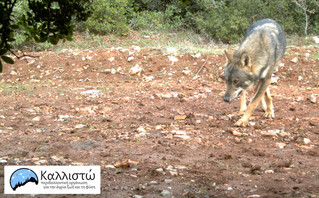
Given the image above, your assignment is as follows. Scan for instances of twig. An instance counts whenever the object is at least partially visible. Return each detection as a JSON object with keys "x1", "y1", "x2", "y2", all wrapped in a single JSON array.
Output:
[
  {"x1": 7, "y1": 47, "x2": 39, "y2": 59},
  {"x1": 193, "y1": 57, "x2": 208, "y2": 79}
]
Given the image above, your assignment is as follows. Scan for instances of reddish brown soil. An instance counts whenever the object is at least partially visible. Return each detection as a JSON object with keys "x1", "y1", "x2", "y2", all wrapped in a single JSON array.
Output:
[{"x1": 0, "y1": 45, "x2": 318, "y2": 198}]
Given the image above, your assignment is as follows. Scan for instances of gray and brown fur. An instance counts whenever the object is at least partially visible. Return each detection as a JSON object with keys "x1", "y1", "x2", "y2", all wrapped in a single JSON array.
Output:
[{"x1": 223, "y1": 18, "x2": 286, "y2": 127}]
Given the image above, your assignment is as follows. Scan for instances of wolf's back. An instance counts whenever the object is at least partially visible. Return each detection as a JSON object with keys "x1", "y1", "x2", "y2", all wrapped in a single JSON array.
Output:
[{"x1": 240, "y1": 18, "x2": 286, "y2": 62}]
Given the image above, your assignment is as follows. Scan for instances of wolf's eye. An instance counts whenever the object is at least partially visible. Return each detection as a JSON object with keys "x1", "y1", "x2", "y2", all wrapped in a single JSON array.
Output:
[{"x1": 232, "y1": 79, "x2": 239, "y2": 84}]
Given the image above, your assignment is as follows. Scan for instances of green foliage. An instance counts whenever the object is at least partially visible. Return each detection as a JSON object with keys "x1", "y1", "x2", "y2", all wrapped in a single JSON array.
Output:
[
  {"x1": 0, "y1": 0, "x2": 91, "y2": 71},
  {"x1": 191, "y1": 0, "x2": 316, "y2": 43},
  {"x1": 129, "y1": 1, "x2": 186, "y2": 31},
  {"x1": 80, "y1": 0, "x2": 130, "y2": 35}
]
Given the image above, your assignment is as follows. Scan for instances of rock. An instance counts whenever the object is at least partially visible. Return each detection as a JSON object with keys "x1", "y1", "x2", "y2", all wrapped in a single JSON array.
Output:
[
  {"x1": 156, "y1": 168, "x2": 165, "y2": 174},
  {"x1": 161, "y1": 190, "x2": 171, "y2": 197},
  {"x1": 143, "y1": 75, "x2": 155, "y2": 82},
  {"x1": 105, "y1": 165, "x2": 116, "y2": 169},
  {"x1": 32, "y1": 116, "x2": 41, "y2": 122},
  {"x1": 227, "y1": 187, "x2": 233, "y2": 191},
  {"x1": 304, "y1": 138, "x2": 311, "y2": 144},
  {"x1": 108, "y1": 57, "x2": 115, "y2": 62},
  {"x1": 265, "y1": 169, "x2": 274, "y2": 174},
  {"x1": 291, "y1": 57, "x2": 298, "y2": 63},
  {"x1": 127, "y1": 56, "x2": 134, "y2": 62},
  {"x1": 133, "y1": 195, "x2": 144, "y2": 198},
  {"x1": 80, "y1": 90, "x2": 101, "y2": 97},
  {"x1": 278, "y1": 131, "x2": 290, "y2": 137},
  {"x1": 276, "y1": 142, "x2": 286, "y2": 149},
  {"x1": 175, "y1": 165, "x2": 187, "y2": 170},
  {"x1": 129, "y1": 64, "x2": 143, "y2": 76},
  {"x1": 114, "y1": 160, "x2": 139, "y2": 168},
  {"x1": 0, "y1": 158, "x2": 7, "y2": 164},
  {"x1": 174, "y1": 115, "x2": 187, "y2": 120},
  {"x1": 132, "y1": 45, "x2": 141, "y2": 52},
  {"x1": 271, "y1": 76, "x2": 279, "y2": 84},
  {"x1": 313, "y1": 36, "x2": 319, "y2": 44},
  {"x1": 168, "y1": 56, "x2": 179, "y2": 64},
  {"x1": 164, "y1": 179, "x2": 173, "y2": 183},
  {"x1": 182, "y1": 67, "x2": 192, "y2": 75},
  {"x1": 309, "y1": 94, "x2": 317, "y2": 103},
  {"x1": 232, "y1": 130, "x2": 242, "y2": 137},
  {"x1": 10, "y1": 70, "x2": 17, "y2": 75},
  {"x1": 261, "y1": 130, "x2": 280, "y2": 137},
  {"x1": 247, "y1": 195, "x2": 261, "y2": 198},
  {"x1": 172, "y1": 130, "x2": 191, "y2": 140},
  {"x1": 75, "y1": 124, "x2": 86, "y2": 129},
  {"x1": 136, "y1": 126, "x2": 147, "y2": 133},
  {"x1": 57, "y1": 115, "x2": 70, "y2": 122},
  {"x1": 149, "y1": 181, "x2": 158, "y2": 185},
  {"x1": 166, "y1": 47, "x2": 178, "y2": 54},
  {"x1": 298, "y1": 76, "x2": 303, "y2": 81},
  {"x1": 191, "y1": 53, "x2": 201, "y2": 58}
]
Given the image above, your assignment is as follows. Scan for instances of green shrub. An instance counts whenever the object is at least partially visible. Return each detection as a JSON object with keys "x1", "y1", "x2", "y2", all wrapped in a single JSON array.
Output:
[
  {"x1": 81, "y1": 0, "x2": 130, "y2": 35},
  {"x1": 129, "y1": 1, "x2": 185, "y2": 31}
]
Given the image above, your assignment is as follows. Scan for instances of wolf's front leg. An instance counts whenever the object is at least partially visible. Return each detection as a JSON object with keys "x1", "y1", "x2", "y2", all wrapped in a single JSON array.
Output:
[{"x1": 235, "y1": 78, "x2": 271, "y2": 127}]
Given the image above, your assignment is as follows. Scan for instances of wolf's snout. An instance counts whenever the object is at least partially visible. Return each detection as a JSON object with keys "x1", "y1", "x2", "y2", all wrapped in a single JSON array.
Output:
[{"x1": 223, "y1": 96, "x2": 230, "y2": 102}]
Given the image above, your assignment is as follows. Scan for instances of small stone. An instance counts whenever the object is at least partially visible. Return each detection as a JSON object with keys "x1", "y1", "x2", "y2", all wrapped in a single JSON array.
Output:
[
  {"x1": 265, "y1": 169, "x2": 274, "y2": 174},
  {"x1": 164, "y1": 179, "x2": 173, "y2": 183},
  {"x1": 168, "y1": 56, "x2": 178, "y2": 64},
  {"x1": 32, "y1": 116, "x2": 41, "y2": 122},
  {"x1": 75, "y1": 124, "x2": 86, "y2": 129},
  {"x1": 166, "y1": 47, "x2": 177, "y2": 54},
  {"x1": 182, "y1": 67, "x2": 192, "y2": 75},
  {"x1": 291, "y1": 57, "x2": 298, "y2": 63},
  {"x1": 149, "y1": 181, "x2": 158, "y2": 185},
  {"x1": 136, "y1": 126, "x2": 147, "y2": 133},
  {"x1": 174, "y1": 115, "x2": 187, "y2": 120},
  {"x1": 232, "y1": 130, "x2": 242, "y2": 137},
  {"x1": 0, "y1": 158, "x2": 7, "y2": 164},
  {"x1": 234, "y1": 137, "x2": 241, "y2": 143},
  {"x1": 133, "y1": 195, "x2": 144, "y2": 198},
  {"x1": 298, "y1": 76, "x2": 303, "y2": 81},
  {"x1": 313, "y1": 36, "x2": 319, "y2": 44},
  {"x1": 127, "y1": 56, "x2": 134, "y2": 62},
  {"x1": 105, "y1": 165, "x2": 116, "y2": 169},
  {"x1": 247, "y1": 195, "x2": 261, "y2": 198},
  {"x1": 276, "y1": 142, "x2": 286, "y2": 149},
  {"x1": 309, "y1": 94, "x2": 317, "y2": 103},
  {"x1": 143, "y1": 75, "x2": 155, "y2": 82},
  {"x1": 169, "y1": 170, "x2": 178, "y2": 176},
  {"x1": 278, "y1": 131, "x2": 290, "y2": 137},
  {"x1": 108, "y1": 57, "x2": 115, "y2": 62},
  {"x1": 156, "y1": 168, "x2": 164, "y2": 174},
  {"x1": 129, "y1": 64, "x2": 143, "y2": 76},
  {"x1": 10, "y1": 70, "x2": 17, "y2": 75},
  {"x1": 303, "y1": 138, "x2": 311, "y2": 144},
  {"x1": 261, "y1": 130, "x2": 279, "y2": 137},
  {"x1": 161, "y1": 190, "x2": 171, "y2": 197}
]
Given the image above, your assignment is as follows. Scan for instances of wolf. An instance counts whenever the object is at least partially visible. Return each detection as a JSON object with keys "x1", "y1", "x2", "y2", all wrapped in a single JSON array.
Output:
[{"x1": 223, "y1": 18, "x2": 286, "y2": 127}]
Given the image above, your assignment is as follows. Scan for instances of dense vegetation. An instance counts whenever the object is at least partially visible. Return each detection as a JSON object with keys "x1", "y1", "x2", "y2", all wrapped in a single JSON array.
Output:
[
  {"x1": 1, "y1": 0, "x2": 319, "y2": 62},
  {"x1": 80, "y1": 0, "x2": 319, "y2": 43}
]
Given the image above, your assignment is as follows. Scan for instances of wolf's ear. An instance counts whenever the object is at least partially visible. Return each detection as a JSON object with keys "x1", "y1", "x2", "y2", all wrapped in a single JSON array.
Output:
[
  {"x1": 240, "y1": 53, "x2": 250, "y2": 68},
  {"x1": 224, "y1": 50, "x2": 232, "y2": 66}
]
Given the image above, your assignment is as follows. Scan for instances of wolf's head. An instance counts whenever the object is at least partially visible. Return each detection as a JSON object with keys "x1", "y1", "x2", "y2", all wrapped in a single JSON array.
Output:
[{"x1": 223, "y1": 51, "x2": 256, "y2": 102}]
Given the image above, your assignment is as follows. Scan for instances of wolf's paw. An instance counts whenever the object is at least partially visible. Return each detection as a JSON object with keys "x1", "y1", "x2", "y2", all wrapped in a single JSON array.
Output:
[
  {"x1": 234, "y1": 118, "x2": 249, "y2": 127},
  {"x1": 264, "y1": 110, "x2": 274, "y2": 118}
]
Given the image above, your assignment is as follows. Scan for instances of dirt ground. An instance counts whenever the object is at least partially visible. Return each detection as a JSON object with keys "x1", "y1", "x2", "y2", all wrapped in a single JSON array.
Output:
[{"x1": 0, "y1": 44, "x2": 318, "y2": 198}]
